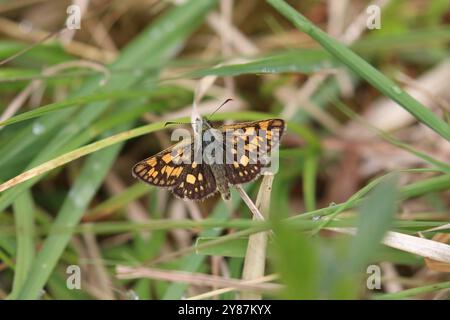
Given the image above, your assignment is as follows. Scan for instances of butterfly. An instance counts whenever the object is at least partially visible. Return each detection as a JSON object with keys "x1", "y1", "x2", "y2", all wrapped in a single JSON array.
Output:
[{"x1": 132, "y1": 118, "x2": 285, "y2": 201}]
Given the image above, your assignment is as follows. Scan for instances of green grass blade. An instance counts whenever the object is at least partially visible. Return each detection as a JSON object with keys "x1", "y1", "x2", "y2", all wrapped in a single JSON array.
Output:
[
  {"x1": 374, "y1": 281, "x2": 450, "y2": 300},
  {"x1": 271, "y1": 221, "x2": 319, "y2": 299},
  {"x1": 400, "y1": 174, "x2": 450, "y2": 199},
  {"x1": 0, "y1": 90, "x2": 154, "y2": 127},
  {"x1": 348, "y1": 175, "x2": 399, "y2": 271},
  {"x1": 193, "y1": 49, "x2": 334, "y2": 77},
  {"x1": 17, "y1": 143, "x2": 121, "y2": 299},
  {"x1": 195, "y1": 237, "x2": 249, "y2": 258},
  {"x1": 8, "y1": 191, "x2": 35, "y2": 299},
  {"x1": 267, "y1": 0, "x2": 450, "y2": 140},
  {"x1": 84, "y1": 183, "x2": 150, "y2": 220},
  {"x1": 303, "y1": 153, "x2": 318, "y2": 212}
]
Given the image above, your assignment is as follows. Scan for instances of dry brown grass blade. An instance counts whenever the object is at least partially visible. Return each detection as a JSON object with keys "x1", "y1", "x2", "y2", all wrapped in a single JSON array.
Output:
[
  {"x1": 0, "y1": 17, "x2": 116, "y2": 62},
  {"x1": 116, "y1": 266, "x2": 281, "y2": 294},
  {"x1": 186, "y1": 274, "x2": 280, "y2": 300},
  {"x1": 240, "y1": 174, "x2": 274, "y2": 300},
  {"x1": 329, "y1": 227, "x2": 450, "y2": 263},
  {"x1": 1, "y1": 59, "x2": 109, "y2": 128},
  {"x1": 423, "y1": 233, "x2": 450, "y2": 273},
  {"x1": 82, "y1": 232, "x2": 115, "y2": 300},
  {"x1": 235, "y1": 185, "x2": 265, "y2": 220}
]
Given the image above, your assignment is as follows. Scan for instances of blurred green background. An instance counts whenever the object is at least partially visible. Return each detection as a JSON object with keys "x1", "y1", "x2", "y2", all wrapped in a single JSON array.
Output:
[{"x1": 0, "y1": 0, "x2": 449, "y2": 300}]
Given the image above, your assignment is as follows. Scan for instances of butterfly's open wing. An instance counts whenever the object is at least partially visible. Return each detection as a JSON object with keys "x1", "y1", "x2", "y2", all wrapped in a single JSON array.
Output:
[{"x1": 220, "y1": 119, "x2": 285, "y2": 185}]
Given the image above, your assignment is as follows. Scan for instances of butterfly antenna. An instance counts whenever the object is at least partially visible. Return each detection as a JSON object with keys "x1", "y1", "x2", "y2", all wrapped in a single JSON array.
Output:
[{"x1": 208, "y1": 98, "x2": 233, "y2": 119}]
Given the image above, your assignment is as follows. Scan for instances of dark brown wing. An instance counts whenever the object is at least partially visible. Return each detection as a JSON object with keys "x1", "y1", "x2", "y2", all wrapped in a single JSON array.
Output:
[{"x1": 132, "y1": 138, "x2": 218, "y2": 200}]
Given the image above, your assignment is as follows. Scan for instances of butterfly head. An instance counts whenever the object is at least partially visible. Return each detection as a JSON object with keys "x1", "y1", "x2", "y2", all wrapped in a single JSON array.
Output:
[{"x1": 202, "y1": 118, "x2": 214, "y2": 130}]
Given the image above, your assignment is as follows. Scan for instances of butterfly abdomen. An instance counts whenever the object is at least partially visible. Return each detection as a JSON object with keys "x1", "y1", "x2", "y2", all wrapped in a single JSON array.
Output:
[
  {"x1": 210, "y1": 163, "x2": 230, "y2": 200},
  {"x1": 201, "y1": 129, "x2": 231, "y2": 200}
]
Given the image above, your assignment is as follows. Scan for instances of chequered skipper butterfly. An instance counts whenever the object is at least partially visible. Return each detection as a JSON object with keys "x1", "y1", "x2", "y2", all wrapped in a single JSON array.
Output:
[{"x1": 132, "y1": 118, "x2": 285, "y2": 201}]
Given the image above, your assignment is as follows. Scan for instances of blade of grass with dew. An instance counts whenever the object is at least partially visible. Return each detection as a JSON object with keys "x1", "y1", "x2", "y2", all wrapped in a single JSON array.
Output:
[
  {"x1": 8, "y1": 190, "x2": 35, "y2": 299},
  {"x1": 288, "y1": 171, "x2": 448, "y2": 225},
  {"x1": 65, "y1": 102, "x2": 160, "y2": 155},
  {"x1": 307, "y1": 169, "x2": 442, "y2": 234},
  {"x1": 348, "y1": 175, "x2": 399, "y2": 272},
  {"x1": 0, "y1": 0, "x2": 219, "y2": 209},
  {"x1": 267, "y1": 0, "x2": 450, "y2": 140},
  {"x1": 192, "y1": 49, "x2": 335, "y2": 77},
  {"x1": 51, "y1": 217, "x2": 442, "y2": 238},
  {"x1": 373, "y1": 281, "x2": 450, "y2": 300},
  {"x1": 14, "y1": 0, "x2": 220, "y2": 299},
  {"x1": 188, "y1": 25, "x2": 450, "y2": 80}
]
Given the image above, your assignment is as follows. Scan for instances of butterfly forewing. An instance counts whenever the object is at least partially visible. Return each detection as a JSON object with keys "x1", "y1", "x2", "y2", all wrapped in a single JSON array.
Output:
[{"x1": 131, "y1": 139, "x2": 191, "y2": 187}]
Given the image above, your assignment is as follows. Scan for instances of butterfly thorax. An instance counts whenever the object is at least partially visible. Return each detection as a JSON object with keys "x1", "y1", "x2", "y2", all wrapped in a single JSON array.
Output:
[{"x1": 200, "y1": 121, "x2": 230, "y2": 200}]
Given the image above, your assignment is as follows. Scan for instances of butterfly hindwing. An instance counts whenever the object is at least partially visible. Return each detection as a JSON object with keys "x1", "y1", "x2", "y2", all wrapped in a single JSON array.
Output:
[
  {"x1": 225, "y1": 162, "x2": 262, "y2": 184},
  {"x1": 172, "y1": 162, "x2": 217, "y2": 200}
]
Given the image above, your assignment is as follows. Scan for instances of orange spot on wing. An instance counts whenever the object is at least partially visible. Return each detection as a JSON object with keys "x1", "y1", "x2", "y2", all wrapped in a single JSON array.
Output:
[
  {"x1": 147, "y1": 158, "x2": 157, "y2": 166},
  {"x1": 162, "y1": 153, "x2": 172, "y2": 163},
  {"x1": 259, "y1": 121, "x2": 269, "y2": 130}
]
